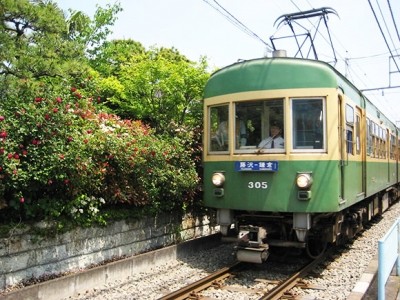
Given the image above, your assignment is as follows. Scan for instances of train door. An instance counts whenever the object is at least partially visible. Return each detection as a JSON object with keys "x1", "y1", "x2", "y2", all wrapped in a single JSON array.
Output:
[
  {"x1": 356, "y1": 107, "x2": 367, "y2": 196},
  {"x1": 340, "y1": 99, "x2": 365, "y2": 205}
]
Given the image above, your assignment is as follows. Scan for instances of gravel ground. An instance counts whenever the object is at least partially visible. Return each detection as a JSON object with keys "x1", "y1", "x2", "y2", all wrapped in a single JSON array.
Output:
[{"x1": 66, "y1": 201, "x2": 400, "y2": 300}]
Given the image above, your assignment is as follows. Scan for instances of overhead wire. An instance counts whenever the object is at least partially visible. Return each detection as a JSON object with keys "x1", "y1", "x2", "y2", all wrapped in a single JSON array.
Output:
[
  {"x1": 387, "y1": 0, "x2": 400, "y2": 44},
  {"x1": 367, "y1": 0, "x2": 400, "y2": 73},
  {"x1": 374, "y1": 0, "x2": 400, "y2": 58},
  {"x1": 202, "y1": 0, "x2": 274, "y2": 52}
]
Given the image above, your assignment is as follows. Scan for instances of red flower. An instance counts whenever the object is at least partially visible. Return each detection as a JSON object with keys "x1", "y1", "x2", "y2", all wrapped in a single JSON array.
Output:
[
  {"x1": 0, "y1": 116, "x2": 5, "y2": 121},
  {"x1": 32, "y1": 139, "x2": 40, "y2": 145},
  {"x1": 70, "y1": 87, "x2": 77, "y2": 92},
  {"x1": 34, "y1": 97, "x2": 42, "y2": 103},
  {"x1": 13, "y1": 153, "x2": 19, "y2": 160},
  {"x1": 53, "y1": 108, "x2": 59, "y2": 113},
  {"x1": 7, "y1": 153, "x2": 13, "y2": 159},
  {"x1": 56, "y1": 97, "x2": 62, "y2": 103},
  {"x1": 59, "y1": 154, "x2": 65, "y2": 160},
  {"x1": 19, "y1": 197, "x2": 25, "y2": 203},
  {"x1": 0, "y1": 131, "x2": 7, "y2": 138},
  {"x1": 0, "y1": 148, "x2": 4, "y2": 154},
  {"x1": 45, "y1": 114, "x2": 51, "y2": 120}
]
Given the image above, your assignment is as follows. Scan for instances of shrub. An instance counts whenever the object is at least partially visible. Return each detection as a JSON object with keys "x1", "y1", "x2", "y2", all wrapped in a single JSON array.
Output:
[{"x1": 0, "y1": 84, "x2": 199, "y2": 224}]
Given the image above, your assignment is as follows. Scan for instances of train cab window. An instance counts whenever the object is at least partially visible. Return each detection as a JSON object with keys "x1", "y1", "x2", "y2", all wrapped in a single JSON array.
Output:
[
  {"x1": 234, "y1": 100, "x2": 284, "y2": 152},
  {"x1": 209, "y1": 105, "x2": 229, "y2": 152},
  {"x1": 292, "y1": 98, "x2": 324, "y2": 150}
]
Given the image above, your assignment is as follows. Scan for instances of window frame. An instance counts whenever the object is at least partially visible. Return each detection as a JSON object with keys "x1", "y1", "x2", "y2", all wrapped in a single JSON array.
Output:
[
  {"x1": 290, "y1": 97, "x2": 327, "y2": 153},
  {"x1": 208, "y1": 104, "x2": 230, "y2": 154},
  {"x1": 233, "y1": 99, "x2": 285, "y2": 154}
]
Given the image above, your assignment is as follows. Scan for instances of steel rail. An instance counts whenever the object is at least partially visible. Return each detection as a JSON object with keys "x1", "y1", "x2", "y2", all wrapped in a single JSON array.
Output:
[
  {"x1": 258, "y1": 251, "x2": 330, "y2": 300},
  {"x1": 158, "y1": 261, "x2": 242, "y2": 300}
]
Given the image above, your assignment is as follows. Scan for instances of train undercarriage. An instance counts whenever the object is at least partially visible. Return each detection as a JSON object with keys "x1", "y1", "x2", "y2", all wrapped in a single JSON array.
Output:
[{"x1": 219, "y1": 188, "x2": 399, "y2": 263}]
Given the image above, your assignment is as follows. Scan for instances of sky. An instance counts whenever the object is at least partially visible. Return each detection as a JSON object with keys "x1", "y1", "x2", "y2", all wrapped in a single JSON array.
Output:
[{"x1": 55, "y1": 0, "x2": 400, "y2": 124}]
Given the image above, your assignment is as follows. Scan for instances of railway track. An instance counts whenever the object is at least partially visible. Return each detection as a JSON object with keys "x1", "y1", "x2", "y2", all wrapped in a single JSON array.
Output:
[
  {"x1": 158, "y1": 249, "x2": 330, "y2": 300},
  {"x1": 158, "y1": 261, "x2": 243, "y2": 300}
]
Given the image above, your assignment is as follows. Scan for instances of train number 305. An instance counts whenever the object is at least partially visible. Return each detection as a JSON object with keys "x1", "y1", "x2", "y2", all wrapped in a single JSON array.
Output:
[{"x1": 248, "y1": 182, "x2": 268, "y2": 189}]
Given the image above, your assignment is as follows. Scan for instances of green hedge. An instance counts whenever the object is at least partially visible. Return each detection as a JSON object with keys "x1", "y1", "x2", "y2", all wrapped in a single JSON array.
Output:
[{"x1": 0, "y1": 85, "x2": 199, "y2": 225}]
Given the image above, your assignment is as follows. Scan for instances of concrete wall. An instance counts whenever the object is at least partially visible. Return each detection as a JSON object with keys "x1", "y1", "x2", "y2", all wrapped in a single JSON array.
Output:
[{"x1": 0, "y1": 213, "x2": 217, "y2": 292}]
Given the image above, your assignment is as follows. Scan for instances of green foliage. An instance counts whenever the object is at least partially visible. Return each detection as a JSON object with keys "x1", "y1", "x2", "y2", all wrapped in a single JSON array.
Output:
[
  {"x1": 0, "y1": 0, "x2": 205, "y2": 227},
  {"x1": 89, "y1": 39, "x2": 145, "y2": 76},
  {"x1": 0, "y1": 85, "x2": 200, "y2": 223},
  {"x1": 92, "y1": 45, "x2": 210, "y2": 133},
  {"x1": 0, "y1": 0, "x2": 87, "y2": 81},
  {"x1": 66, "y1": 2, "x2": 122, "y2": 60}
]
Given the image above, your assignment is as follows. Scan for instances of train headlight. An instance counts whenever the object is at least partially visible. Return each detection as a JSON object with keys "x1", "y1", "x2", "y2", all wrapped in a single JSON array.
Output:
[
  {"x1": 212, "y1": 172, "x2": 225, "y2": 187},
  {"x1": 296, "y1": 173, "x2": 313, "y2": 189}
]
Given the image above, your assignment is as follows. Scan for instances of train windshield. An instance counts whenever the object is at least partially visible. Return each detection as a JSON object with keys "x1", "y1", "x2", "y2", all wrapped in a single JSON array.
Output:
[
  {"x1": 235, "y1": 100, "x2": 284, "y2": 152},
  {"x1": 207, "y1": 98, "x2": 325, "y2": 154}
]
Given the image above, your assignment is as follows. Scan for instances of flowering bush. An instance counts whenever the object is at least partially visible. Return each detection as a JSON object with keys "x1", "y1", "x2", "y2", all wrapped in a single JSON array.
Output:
[{"x1": 0, "y1": 84, "x2": 199, "y2": 224}]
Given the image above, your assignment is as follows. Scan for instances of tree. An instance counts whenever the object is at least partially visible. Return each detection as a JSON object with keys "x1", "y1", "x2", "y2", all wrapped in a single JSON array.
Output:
[
  {"x1": 0, "y1": 0, "x2": 81, "y2": 85},
  {"x1": 104, "y1": 47, "x2": 209, "y2": 132},
  {"x1": 89, "y1": 39, "x2": 145, "y2": 76},
  {"x1": 0, "y1": 0, "x2": 121, "y2": 97}
]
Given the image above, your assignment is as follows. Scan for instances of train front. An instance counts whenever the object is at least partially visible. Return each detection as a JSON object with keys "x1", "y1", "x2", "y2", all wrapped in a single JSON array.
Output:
[{"x1": 203, "y1": 56, "x2": 342, "y2": 263}]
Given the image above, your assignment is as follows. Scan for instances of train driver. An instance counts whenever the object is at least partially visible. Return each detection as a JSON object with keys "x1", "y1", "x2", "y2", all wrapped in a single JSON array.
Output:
[{"x1": 258, "y1": 121, "x2": 284, "y2": 149}]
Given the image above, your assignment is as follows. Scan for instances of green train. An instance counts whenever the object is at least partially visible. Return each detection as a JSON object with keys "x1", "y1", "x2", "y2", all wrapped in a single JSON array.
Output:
[{"x1": 203, "y1": 51, "x2": 400, "y2": 263}]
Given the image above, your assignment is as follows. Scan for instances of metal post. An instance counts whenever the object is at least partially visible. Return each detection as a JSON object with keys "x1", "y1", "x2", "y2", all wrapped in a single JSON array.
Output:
[
  {"x1": 378, "y1": 240, "x2": 385, "y2": 300},
  {"x1": 397, "y1": 221, "x2": 400, "y2": 276}
]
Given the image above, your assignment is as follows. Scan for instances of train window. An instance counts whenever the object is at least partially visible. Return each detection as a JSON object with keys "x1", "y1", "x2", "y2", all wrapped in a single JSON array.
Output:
[
  {"x1": 356, "y1": 115, "x2": 361, "y2": 155},
  {"x1": 292, "y1": 98, "x2": 324, "y2": 150},
  {"x1": 371, "y1": 121, "x2": 378, "y2": 158},
  {"x1": 346, "y1": 128, "x2": 353, "y2": 155},
  {"x1": 345, "y1": 105, "x2": 354, "y2": 155},
  {"x1": 366, "y1": 118, "x2": 372, "y2": 156},
  {"x1": 390, "y1": 134, "x2": 396, "y2": 160},
  {"x1": 209, "y1": 105, "x2": 229, "y2": 152},
  {"x1": 234, "y1": 99, "x2": 284, "y2": 152},
  {"x1": 346, "y1": 105, "x2": 354, "y2": 124}
]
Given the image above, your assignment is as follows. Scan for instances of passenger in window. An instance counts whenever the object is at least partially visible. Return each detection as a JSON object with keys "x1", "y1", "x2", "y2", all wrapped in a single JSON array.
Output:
[
  {"x1": 212, "y1": 120, "x2": 228, "y2": 150},
  {"x1": 258, "y1": 121, "x2": 284, "y2": 149},
  {"x1": 236, "y1": 114, "x2": 247, "y2": 147}
]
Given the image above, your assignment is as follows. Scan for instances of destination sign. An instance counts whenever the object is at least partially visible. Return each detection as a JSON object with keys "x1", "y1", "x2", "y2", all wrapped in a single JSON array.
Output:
[{"x1": 235, "y1": 161, "x2": 278, "y2": 172}]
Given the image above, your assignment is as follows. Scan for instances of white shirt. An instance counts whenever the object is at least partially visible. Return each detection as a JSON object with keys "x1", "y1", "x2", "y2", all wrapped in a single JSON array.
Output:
[{"x1": 258, "y1": 136, "x2": 284, "y2": 149}]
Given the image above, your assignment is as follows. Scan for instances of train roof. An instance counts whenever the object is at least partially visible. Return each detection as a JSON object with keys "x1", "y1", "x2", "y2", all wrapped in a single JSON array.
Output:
[{"x1": 204, "y1": 57, "x2": 351, "y2": 98}]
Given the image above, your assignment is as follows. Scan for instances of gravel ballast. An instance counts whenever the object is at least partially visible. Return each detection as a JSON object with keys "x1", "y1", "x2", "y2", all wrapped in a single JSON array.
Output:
[{"x1": 64, "y1": 201, "x2": 400, "y2": 300}]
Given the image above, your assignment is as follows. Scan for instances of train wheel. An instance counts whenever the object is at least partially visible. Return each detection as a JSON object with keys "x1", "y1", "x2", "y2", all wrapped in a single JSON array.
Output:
[{"x1": 305, "y1": 231, "x2": 327, "y2": 259}]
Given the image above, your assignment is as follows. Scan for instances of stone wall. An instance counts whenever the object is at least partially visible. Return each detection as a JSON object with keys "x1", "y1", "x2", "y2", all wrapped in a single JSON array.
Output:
[{"x1": 0, "y1": 213, "x2": 217, "y2": 292}]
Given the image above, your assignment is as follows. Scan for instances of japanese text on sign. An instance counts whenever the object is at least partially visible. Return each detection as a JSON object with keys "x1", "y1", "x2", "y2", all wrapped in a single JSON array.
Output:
[{"x1": 235, "y1": 161, "x2": 278, "y2": 172}]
